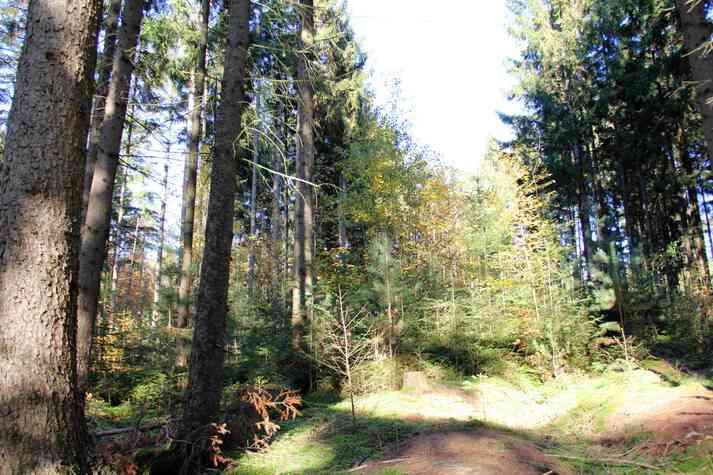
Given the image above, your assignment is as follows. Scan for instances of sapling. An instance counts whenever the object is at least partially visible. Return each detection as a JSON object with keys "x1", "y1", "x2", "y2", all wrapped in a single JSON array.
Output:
[{"x1": 315, "y1": 287, "x2": 374, "y2": 427}]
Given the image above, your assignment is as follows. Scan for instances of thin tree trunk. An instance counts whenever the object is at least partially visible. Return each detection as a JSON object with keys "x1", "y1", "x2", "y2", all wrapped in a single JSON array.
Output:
[
  {"x1": 179, "y1": 0, "x2": 250, "y2": 436},
  {"x1": 126, "y1": 212, "x2": 142, "y2": 309},
  {"x1": 82, "y1": 0, "x2": 122, "y2": 221},
  {"x1": 247, "y1": 91, "x2": 260, "y2": 295},
  {"x1": 176, "y1": 0, "x2": 209, "y2": 367},
  {"x1": 271, "y1": 133, "x2": 284, "y2": 317},
  {"x1": 292, "y1": 115, "x2": 305, "y2": 347},
  {"x1": 704, "y1": 193, "x2": 713, "y2": 261},
  {"x1": 574, "y1": 146, "x2": 592, "y2": 280},
  {"x1": 676, "y1": 0, "x2": 713, "y2": 169},
  {"x1": 338, "y1": 173, "x2": 349, "y2": 249},
  {"x1": 137, "y1": 233, "x2": 146, "y2": 319},
  {"x1": 77, "y1": 0, "x2": 145, "y2": 392},
  {"x1": 292, "y1": 0, "x2": 316, "y2": 349},
  {"x1": 110, "y1": 150, "x2": 130, "y2": 316},
  {"x1": 0, "y1": 0, "x2": 99, "y2": 469},
  {"x1": 153, "y1": 161, "x2": 169, "y2": 325}
]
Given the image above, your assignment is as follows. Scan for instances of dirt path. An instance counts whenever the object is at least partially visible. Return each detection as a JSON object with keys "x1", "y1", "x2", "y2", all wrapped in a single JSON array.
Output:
[
  {"x1": 604, "y1": 385, "x2": 713, "y2": 452},
  {"x1": 356, "y1": 370, "x2": 713, "y2": 474},
  {"x1": 362, "y1": 429, "x2": 569, "y2": 475}
]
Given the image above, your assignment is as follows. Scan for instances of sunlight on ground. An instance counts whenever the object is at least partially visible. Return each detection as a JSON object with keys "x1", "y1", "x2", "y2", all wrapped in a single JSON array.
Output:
[
  {"x1": 353, "y1": 391, "x2": 478, "y2": 422},
  {"x1": 230, "y1": 365, "x2": 713, "y2": 474}
]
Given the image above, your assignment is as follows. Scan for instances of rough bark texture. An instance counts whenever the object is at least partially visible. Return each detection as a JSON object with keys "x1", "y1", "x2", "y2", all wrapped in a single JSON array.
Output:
[
  {"x1": 176, "y1": 0, "x2": 210, "y2": 367},
  {"x1": 0, "y1": 0, "x2": 100, "y2": 471},
  {"x1": 82, "y1": 0, "x2": 122, "y2": 221},
  {"x1": 292, "y1": 0, "x2": 316, "y2": 349},
  {"x1": 676, "y1": 0, "x2": 713, "y2": 170},
  {"x1": 179, "y1": 0, "x2": 250, "y2": 435},
  {"x1": 78, "y1": 0, "x2": 145, "y2": 392}
]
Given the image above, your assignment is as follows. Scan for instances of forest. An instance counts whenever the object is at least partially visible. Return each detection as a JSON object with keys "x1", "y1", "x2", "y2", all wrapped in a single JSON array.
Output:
[{"x1": 2, "y1": 0, "x2": 713, "y2": 473}]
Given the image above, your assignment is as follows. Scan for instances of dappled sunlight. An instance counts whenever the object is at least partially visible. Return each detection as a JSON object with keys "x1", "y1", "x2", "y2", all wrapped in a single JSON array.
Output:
[{"x1": 230, "y1": 367, "x2": 713, "y2": 474}]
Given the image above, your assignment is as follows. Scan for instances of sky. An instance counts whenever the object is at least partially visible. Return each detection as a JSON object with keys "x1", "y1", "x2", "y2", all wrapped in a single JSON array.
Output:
[
  {"x1": 145, "y1": 0, "x2": 524, "y2": 245},
  {"x1": 346, "y1": 0, "x2": 521, "y2": 171}
]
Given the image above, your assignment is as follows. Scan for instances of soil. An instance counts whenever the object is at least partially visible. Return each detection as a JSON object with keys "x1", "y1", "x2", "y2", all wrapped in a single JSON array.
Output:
[
  {"x1": 362, "y1": 429, "x2": 569, "y2": 475},
  {"x1": 356, "y1": 370, "x2": 713, "y2": 474},
  {"x1": 604, "y1": 387, "x2": 713, "y2": 454}
]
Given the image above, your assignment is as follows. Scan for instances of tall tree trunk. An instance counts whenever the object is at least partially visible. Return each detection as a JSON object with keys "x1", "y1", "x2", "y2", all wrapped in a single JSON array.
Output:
[
  {"x1": 0, "y1": 0, "x2": 99, "y2": 470},
  {"x1": 137, "y1": 233, "x2": 146, "y2": 319},
  {"x1": 176, "y1": 0, "x2": 210, "y2": 367},
  {"x1": 679, "y1": 127, "x2": 711, "y2": 286},
  {"x1": 126, "y1": 212, "x2": 142, "y2": 310},
  {"x1": 153, "y1": 161, "x2": 169, "y2": 325},
  {"x1": 676, "y1": 0, "x2": 713, "y2": 168},
  {"x1": 292, "y1": 117, "x2": 305, "y2": 346},
  {"x1": 271, "y1": 133, "x2": 284, "y2": 318},
  {"x1": 292, "y1": 0, "x2": 316, "y2": 349},
  {"x1": 338, "y1": 172, "x2": 349, "y2": 249},
  {"x1": 574, "y1": 146, "x2": 592, "y2": 280},
  {"x1": 179, "y1": 0, "x2": 250, "y2": 436},
  {"x1": 77, "y1": 0, "x2": 145, "y2": 392},
  {"x1": 247, "y1": 91, "x2": 260, "y2": 295},
  {"x1": 82, "y1": 0, "x2": 122, "y2": 221},
  {"x1": 110, "y1": 147, "x2": 130, "y2": 316}
]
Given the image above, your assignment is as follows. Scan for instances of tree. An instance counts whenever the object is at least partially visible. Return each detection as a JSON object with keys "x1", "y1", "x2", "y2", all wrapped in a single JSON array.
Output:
[
  {"x1": 315, "y1": 289, "x2": 373, "y2": 427},
  {"x1": 78, "y1": 0, "x2": 147, "y2": 392},
  {"x1": 368, "y1": 234, "x2": 403, "y2": 358},
  {"x1": 675, "y1": 0, "x2": 713, "y2": 168},
  {"x1": 82, "y1": 0, "x2": 122, "y2": 221},
  {"x1": 152, "y1": 160, "x2": 170, "y2": 325},
  {"x1": 0, "y1": 0, "x2": 100, "y2": 469},
  {"x1": 292, "y1": 0, "x2": 316, "y2": 349},
  {"x1": 179, "y1": 0, "x2": 251, "y2": 437},
  {"x1": 176, "y1": 0, "x2": 210, "y2": 367}
]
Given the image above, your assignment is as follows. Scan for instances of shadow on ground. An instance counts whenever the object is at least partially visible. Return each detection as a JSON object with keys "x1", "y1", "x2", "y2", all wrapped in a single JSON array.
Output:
[{"x1": 229, "y1": 367, "x2": 713, "y2": 475}]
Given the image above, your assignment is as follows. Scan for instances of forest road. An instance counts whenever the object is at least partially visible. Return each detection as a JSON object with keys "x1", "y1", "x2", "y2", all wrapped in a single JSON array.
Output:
[{"x1": 357, "y1": 370, "x2": 713, "y2": 475}]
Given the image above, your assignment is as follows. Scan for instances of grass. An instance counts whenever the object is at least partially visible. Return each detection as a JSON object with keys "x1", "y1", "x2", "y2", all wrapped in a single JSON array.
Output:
[
  {"x1": 227, "y1": 362, "x2": 713, "y2": 474},
  {"x1": 85, "y1": 358, "x2": 713, "y2": 474},
  {"x1": 228, "y1": 388, "x2": 498, "y2": 475},
  {"x1": 86, "y1": 398, "x2": 138, "y2": 430}
]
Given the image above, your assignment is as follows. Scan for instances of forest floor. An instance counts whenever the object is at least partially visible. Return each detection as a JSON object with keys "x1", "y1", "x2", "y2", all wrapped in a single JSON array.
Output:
[{"x1": 228, "y1": 360, "x2": 713, "y2": 474}]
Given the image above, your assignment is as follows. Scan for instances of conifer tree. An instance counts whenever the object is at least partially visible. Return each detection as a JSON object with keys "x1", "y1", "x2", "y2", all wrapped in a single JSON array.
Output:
[{"x1": 0, "y1": 0, "x2": 99, "y2": 469}]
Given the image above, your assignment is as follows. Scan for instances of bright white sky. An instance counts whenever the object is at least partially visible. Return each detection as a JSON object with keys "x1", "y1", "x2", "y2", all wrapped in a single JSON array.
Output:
[{"x1": 346, "y1": 0, "x2": 520, "y2": 171}]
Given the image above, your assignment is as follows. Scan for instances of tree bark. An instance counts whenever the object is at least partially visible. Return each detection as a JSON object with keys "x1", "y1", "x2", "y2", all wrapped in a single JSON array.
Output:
[
  {"x1": 77, "y1": 0, "x2": 145, "y2": 392},
  {"x1": 292, "y1": 0, "x2": 316, "y2": 349},
  {"x1": 0, "y1": 0, "x2": 99, "y2": 470},
  {"x1": 679, "y1": 127, "x2": 711, "y2": 286},
  {"x1": 179, "y1": 0, "x2": 250, "y2": 435},
  {"x1": 676, "y1": 0, "x2": 713, "y2": 169},
  {"x1": 82, "y1": 0, "x2": 122, "y2": 222},
  {"x1": 176, "y1": 0, "x2": 210, "y2": 367}
]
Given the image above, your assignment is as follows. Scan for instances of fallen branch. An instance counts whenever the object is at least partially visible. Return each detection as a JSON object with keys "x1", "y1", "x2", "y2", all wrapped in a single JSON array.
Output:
[
  {"x1": 546, "y1": 453, "x2": 661, "y2": 471},
  {"x1": 95, "y1": 421, "x2": 165, "y2": 438}
]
